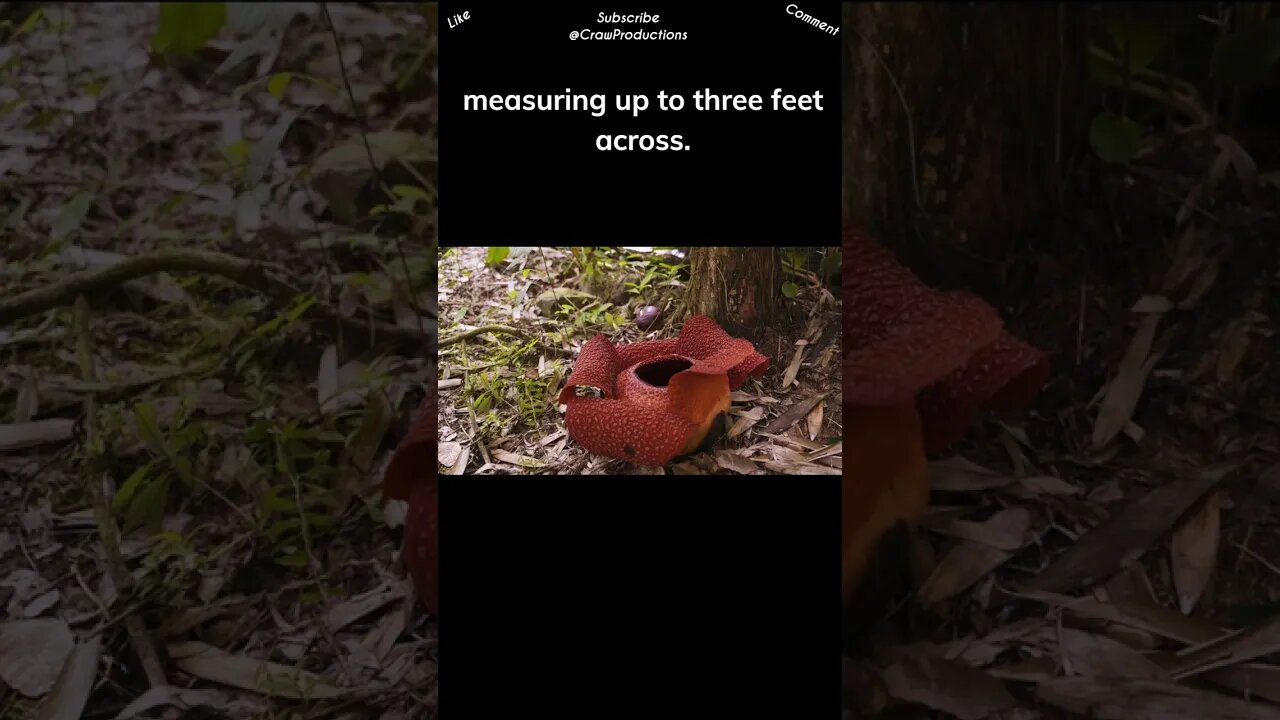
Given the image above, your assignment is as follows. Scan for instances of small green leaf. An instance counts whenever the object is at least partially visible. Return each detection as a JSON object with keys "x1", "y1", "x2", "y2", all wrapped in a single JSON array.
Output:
[
  {"x1": 267, "y1": 72, "x2": 293, "y2": 100},
  {"x1": 781, "y1": 281, "x2": 799, "y2": 299},
  {"x1": 133, "y1": 402, "x2": 167, "y2": 456},
  {"x1": 818, "y1": 250, "x2": 841, "y2": 279},
  {"x1": 391, "y1": 184, "x2": 431, "y2": 201},
  {"x1": 152, "y1": 2, "x2": 227, "y2": 55},
  {"x1": 124, "y1": 476, "x2": 170, "y2": 534},
  {"x1": 485, "y1": 246, "x2": 510, "y2": 267},
  {"x1": 158, "y1": 192, "x2": 189, "y2": 217},
  {"x1": 276, "y1": 551, "x2": 312, "y2": 568},
  {"x1": 223, "y1": 139, "x2": 251, "y2": 166},
  {"x1": 51, "y1": 192, "x2": 94, "y2": 241},
  {"x1": 1089, "y1": 111, "x2": 1141, "y2": 164},
  {"x1": 112, "y1": 464, "x2": 152, "y2": 515},
  {"x1": 80, "y1": 79, "x2": 108, "y2": 98},
  {"x1": 15, "y1": 8, "x2": 43, "y2": 36},
  {"x1": 1104, "y1": 18, "x2": 1169, "y2": 72}
]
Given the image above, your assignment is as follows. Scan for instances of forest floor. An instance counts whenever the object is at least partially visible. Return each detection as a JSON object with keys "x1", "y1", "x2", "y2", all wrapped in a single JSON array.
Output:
[
  {"x1": 848, "y1": 80, "x2": 1280, "y2": 720},
  {"x1": 435, "y1": 245, "x2": 844, "y2": 475},
  {"x1": 0, "y1": 4, "x2": 436, "y2": 719}
]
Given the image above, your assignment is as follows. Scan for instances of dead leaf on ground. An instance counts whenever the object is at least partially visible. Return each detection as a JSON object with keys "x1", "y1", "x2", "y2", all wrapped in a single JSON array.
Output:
[
  {"x1": 1205, "y1": 663, "x2": 1280, "y2": 705},
  {"x1": 1055, "y1": 627, "x2": 1170, "y2": 680},
  {"x1": 112, "y1": 684, "x2": 264, "y2": 720},
  {"x1": 34, "y1": 636, "x2": 100, "y2": 720},
  {"x1": 0, "y1": 618, "x2": 74, "y2": 697},
  {"x1": 1037, "y1": 677, "x2": 1278, "y2": 720},
  {"x1": 1092, "y1": 313, "x2": 1162, "y2": 449},
  {"x1": 928, "y1": 458, "x2": 1018, "y2": 493},
  {"x1": 1172, "y1": 612, "x2": 1280, "y2": 680},
  {"x1": 714, "y1": 451, "x2": 758, "y2": 475},
  {"x1": 918, "y1": 507, "x2": 1033, "y2": 606},
  {"x1": 1026, "y1": 465, "x2": 1230, "y2": 594},
  {"x1": 0, "y1": 419, "x2": 76, "y2": 452},
  {"x1": 169, "y1": 641, "x2": 346, "y2": 700},
  {"x1": 1170, "y1": 490, "x2": 1221, "y2": 614},
  {"x1": 762, "y1": 394, "x2": 824, "y2": 434},
  {"x1": 780, "y1": 341, "x2": 806, "y2": 389},
  {"x1": 804, "y1": 399, "x2": 823, "y2": 440},
  {"x1": 882, "y1": 655, "x2": 1016, "y2": 720}
]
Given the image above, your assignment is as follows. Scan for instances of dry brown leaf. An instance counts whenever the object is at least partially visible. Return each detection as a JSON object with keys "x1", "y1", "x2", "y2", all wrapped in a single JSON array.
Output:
[
  {"x1": 438, "y1": 441, "x2": 462, "y2": 468},
  {"x1": 1214, "y1": 319, "x2": 1256, "y2": 386},
  {"x1": 112, "y1": 685, "x2": 263, "y2": 719},
  {"x1": 1017, "y1": 475, "x2": 1083, "y2": 497},
  {"x1": 804, "y1": 399, "x2": 823, "y2": 440},
  {"x1": 1170, "y1": 491, "x2": 1220, "y2": 614},
  {"x1": 882, "y1": 656, "x2": 1015, "y2": 720},
  {"x1": 918, "y1": 508, "x2": 1032, "y2": 606},
  {"x1": 714, "y1": 451, "x2": 758, "y2": 475},
  {"x1": 762, "y1": 394, "x2": 824, "y2": 434},
  {"x1": 1173, "y1": 612, "x2": 1280, "y2": 680},
  {"x1": 928, "y1": 458, "x2": 1017, "y2": 493},
  {"x1": 1027, "y1": 466, "x2": 1229, "y2": 594},
  {"x1": 316, "y1": 345, "x2": 338, "y2": 408},
  {"x1": 0, "y1": 618, "x2": 74, "y2": 697},
  {"x1": 780, "y1": 342, "x2": 805, "y2": 389},
  {"x1": 726, "y1": 406, "x2": 765, "y2": 439},
  {"x1": 0, "y1": 419, "x2": 76, "y2": 453},
  {"x1": 490, "y1": 450, "x2": 546, "y2": 469},
  {"x1": 169, "y1": 641, "x2": 345, "y2": 699},
  {"x1": 1205, "y1": 663, "x2": 1280, "y2": 705},
  {"x1": 1038, "y1": 677, "x2": 1278, "y2": 720},
  {"x1": 34, "y1": 636, "x2": 100, "y2": 720},
  {"x1": 1056, "y1": 628, "x2": 1170, "y2": 680},
  {"x1": 1017, "y1": 591, "x2": 1226, "y2": 646},
  {"x1": 1092, "y1": 314, "x2": 1162, "y2": 449}
]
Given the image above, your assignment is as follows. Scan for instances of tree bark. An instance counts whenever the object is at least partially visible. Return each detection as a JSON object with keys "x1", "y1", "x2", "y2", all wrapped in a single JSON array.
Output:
[
  {"x1": 685, "y1": 247, "x2": 778, "y2": 336},
  {"x1": 843, "y1": 3, "x2": 1089, "y2": 266}
]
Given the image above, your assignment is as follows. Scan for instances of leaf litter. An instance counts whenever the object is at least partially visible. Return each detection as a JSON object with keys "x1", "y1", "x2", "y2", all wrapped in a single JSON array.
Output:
[{"x1": 0, "y1": 3, "x2": 437, "y2": 716}]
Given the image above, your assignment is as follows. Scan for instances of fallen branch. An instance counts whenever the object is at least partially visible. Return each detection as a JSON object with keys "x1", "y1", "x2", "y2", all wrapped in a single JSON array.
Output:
[
  {"x1": 0, "y1": 248, "x2": 429, "y2": 345},
  {"x1": 440, "y1": 324, "x2": 526, "y2": 346},
  {"x1": 440, "y1": 324, "x2": 574, "y2": 357}
]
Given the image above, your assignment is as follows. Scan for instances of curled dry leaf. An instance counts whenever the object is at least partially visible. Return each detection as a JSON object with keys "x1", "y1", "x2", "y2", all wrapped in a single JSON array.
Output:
[
  {"x1": 1092, "y1": 314, "x2": 1162, "y2": 449},
  {"x1": 804, "y1": 399, "x2": 823, "y2": 440}
]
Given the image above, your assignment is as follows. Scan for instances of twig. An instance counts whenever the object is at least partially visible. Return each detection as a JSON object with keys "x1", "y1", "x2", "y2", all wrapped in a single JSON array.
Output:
[
  {"x1": 0, "y1": 248, "x2": 426, "y2": 344},
  {"x1": 439, "y1": 325, "x2": 526, "y2": 347},
  {"x1": 319, "y1": 2, "x2": 425, "y2": 336},
  {"x1": 73, "y1": 296, "x2": 168, "y2": 689}
]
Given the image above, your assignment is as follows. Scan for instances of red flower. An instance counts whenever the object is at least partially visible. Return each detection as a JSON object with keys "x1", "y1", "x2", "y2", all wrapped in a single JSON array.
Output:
[
  {"x1": 384, "y1": 388, "x2": 439, "y2": 615},
  {"x1": 559, "y1": 315, "x2": 769, "y2": 466}
]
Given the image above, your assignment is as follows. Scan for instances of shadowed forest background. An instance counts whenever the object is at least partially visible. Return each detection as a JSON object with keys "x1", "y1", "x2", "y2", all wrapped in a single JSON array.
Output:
[{"x1": 842, "y1": 3, "x2": 1280, "y2": 718}]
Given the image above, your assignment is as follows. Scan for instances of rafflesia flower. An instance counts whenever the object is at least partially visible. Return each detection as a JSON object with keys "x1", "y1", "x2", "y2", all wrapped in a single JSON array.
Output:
[
  {"x1": 559, "y1": 315, "x2": 769, "y2": 466},
  {"x1": 384, "y1": 381, "x2": 438, "y2": 615}
]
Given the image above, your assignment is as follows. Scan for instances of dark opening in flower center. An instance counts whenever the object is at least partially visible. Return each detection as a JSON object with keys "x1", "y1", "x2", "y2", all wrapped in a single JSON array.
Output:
[{"x1": 635, "y1": 358, "x2": 692, "y2": 387}]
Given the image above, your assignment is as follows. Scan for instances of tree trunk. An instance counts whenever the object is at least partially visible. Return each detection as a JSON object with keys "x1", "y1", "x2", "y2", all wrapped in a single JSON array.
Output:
[
  {"x1": 843, "y1": 3, "x2": 1089, "y2": 267},
  {"x1": 685, "y1": 247, "x2": 778, "y2": 336}
]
